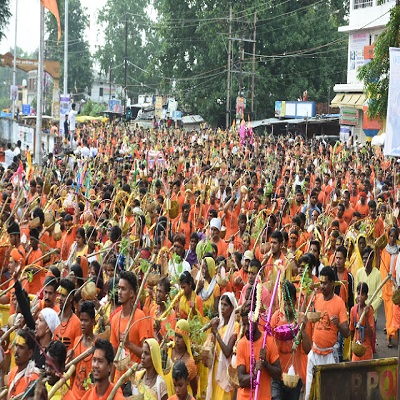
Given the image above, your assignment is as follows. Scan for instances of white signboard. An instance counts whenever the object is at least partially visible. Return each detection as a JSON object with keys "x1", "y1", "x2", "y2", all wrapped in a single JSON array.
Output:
[{"x1": 384, "y1": 47, "x2": 400, "y2": 156}]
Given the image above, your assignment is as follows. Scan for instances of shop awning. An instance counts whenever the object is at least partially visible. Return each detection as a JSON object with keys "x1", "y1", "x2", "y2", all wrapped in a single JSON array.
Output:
[
  {"x1": 355, "y1": 94, "x2": 366, "y2": 109},
  {"x1": 331, "y1": 93, "x2": 345, "y2": 107},
  {"x1": 331, "y1": 92, "x2": 366, "y2": 108}
]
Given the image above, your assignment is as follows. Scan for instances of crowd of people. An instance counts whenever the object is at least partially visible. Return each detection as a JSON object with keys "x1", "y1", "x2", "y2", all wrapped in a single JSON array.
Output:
[{"x1": 0, "y1": 120, "x2": 398, "y2": 400}]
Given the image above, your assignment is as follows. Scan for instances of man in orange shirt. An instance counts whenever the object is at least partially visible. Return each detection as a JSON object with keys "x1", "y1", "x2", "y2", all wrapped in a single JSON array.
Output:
[
  {"x1": 25, "y1": 228, "x2": 45, "y2": 295},
  {"x1": 82, "y1": 339, "x2": 125, "y2": 400},
  {"x1": 334, "y1": 204, "x2": 348, "y2": 234},
  {"x1": 210, "y1": 218, "x2": 228, "y2": 257},
  {"x1": 237, "y1": 301, "x2": 281, "y2": 400},
  {"x1": 172, "y1": 203, "x2": 193, "y2": 249},
  {"x1": 355, "y1": 192, "x2": 369, "y2": 218},
  {"x1": 110, "y1": 271, "x2": 150, "y2": 381},
  {"x1": 305, "y1": 267, "x2": 349, "y2": 399},
  {"x1": 368, "y1": 200, "x2": 385, "y2": 239},
  {"x1": 7, "y1": 328, "x2": 40, "y2": 399},
  {"x1": 53, "y1": 278, "x2": 81, "y2": 351}
]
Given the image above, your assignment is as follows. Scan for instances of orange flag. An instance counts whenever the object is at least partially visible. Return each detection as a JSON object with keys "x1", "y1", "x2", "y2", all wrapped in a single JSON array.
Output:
[{"x1": 41, "y1": 0, "x2": 62, "y2": 42}]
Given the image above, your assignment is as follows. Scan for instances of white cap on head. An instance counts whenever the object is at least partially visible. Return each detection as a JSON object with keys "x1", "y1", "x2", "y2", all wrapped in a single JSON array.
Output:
[
  {"x1": 41, "y1": 308, "x2": 60, "y2": 335},
  {"x1": 244, "y1": 250, "x2": 254, "y2": 261},
  {"x1": 210, "y1": 218, "x2": 221, "y2": 231}
]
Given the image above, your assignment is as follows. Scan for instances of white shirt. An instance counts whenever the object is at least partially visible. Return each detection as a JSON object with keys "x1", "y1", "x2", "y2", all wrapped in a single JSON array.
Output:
[
  {"x1": 90, "y1": 146, "x2": 98, "y2": 158},
  {"x1": 69, "y1": 109, "x2": 78, "y2": 131},
  {"x1": 80, "y1": 146, "x2": 90, "y2": 158},
  {"x1": 5, "y1": 149, "x2": 14, "y2": 167},
  {"x1": 168, "y1": 259, "x2": 191, "y2": 279},
  {"x1": 13, "y1": 147, "x2": 20, "y2": 158}
]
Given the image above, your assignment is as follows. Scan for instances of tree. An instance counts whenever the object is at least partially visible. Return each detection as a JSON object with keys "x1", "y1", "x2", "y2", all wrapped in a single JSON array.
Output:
[
  {"x1": 152, "y1": 0, "x2": 348, "y2": 125},
  {"x1": 45, "y1": 0, "x2": 92, "y2": 98},
  {"x1": 81, "y1": 99, "x2": 106, "y2": 116},
  {"x1": 95, "y1": 0, "x2": 348, "y2": 125},
  {"x1": 96, "y1": 0, "x2": 160, "y2": 105},
  {"x1": 0, "y1": 0, "x2": 11, "y2": 41},
  {"x1": 358, "y1": 3, "x2": 400, "y2": 120}
]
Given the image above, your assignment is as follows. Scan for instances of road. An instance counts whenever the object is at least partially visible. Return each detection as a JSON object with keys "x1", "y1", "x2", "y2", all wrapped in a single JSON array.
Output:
[{"x1": 374, "y1": 304, "x2": 398, "y2": 359}]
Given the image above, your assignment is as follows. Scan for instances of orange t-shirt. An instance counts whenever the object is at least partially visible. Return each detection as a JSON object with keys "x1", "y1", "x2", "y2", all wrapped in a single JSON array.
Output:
[
  {"x1": 53, "y1": 312, "x2": 81, "y2": 351},
  {"x1": 81, "y1": 383, "x2": 125, "y2": 400},
  {"x1": 60, "y1": 227, "x2": 77, "y2": 261},
  {"x1": 150, "y1": 306, "x2": 177, "y2": 339},
  {"x1": 172, "y1": 218, "x2": 193, "y2": 249},
  {"x1": 312, "y1": 293, "x2": 348, "y2": 353},
  {"x1": 213, "y1": 238, "x2": 228, "y2": 258},
  {"x1": 271, "y1": 310, "x2": 301, "y2": 374},
  {"x1": 110, "y1": 308, "x2": 150, "y2": 367},
  {"x1": 354, "y1": 202, "x2": 369, "y2": 218},
  {"x1": 349, "y1": 304, "x2": 374, "y2": 361},
  {"x1": 231, "y1": 269, "x2": 248, "y2": 300},
  {"x1": 236, "y1": 334, "x2": 279, "y2": 400},
  {"x1": 71, "y1": 336, "x2": 94, "y2": 399},
  {"x1": 8, "y1": 365, "x2": 39, "y2": 399},
  {"x1": 25, "y1": 248, "x2": 46, "y2": 295}
]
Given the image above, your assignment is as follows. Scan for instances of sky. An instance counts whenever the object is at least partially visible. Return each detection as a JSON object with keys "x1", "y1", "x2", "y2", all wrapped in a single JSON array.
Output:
[{"x1": 0, "y1": 0, "x2": 107, "y2": 54}]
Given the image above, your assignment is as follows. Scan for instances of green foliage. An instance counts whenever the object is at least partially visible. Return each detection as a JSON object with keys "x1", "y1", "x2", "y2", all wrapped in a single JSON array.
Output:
[
  {"x1": 45, "y1": 0, "x2": 92, "y2": 97},
  {"x1": 94, "y1": 0, "x2": 348, "y2": 125},
  {"x1": 95, "y1": 0, "x2": 159, "y2": 102},
  {"x1": 189, "y1": 315, "x2": 207, "y2": 346},
  {"x1": 81, "y1": 99, "x2": 106, "y2": 116},
  {"x1": 196, "y1": 239, "x2": 213, "y2": 261},
  {"x1": 358, "y1": 5, "x2": 400, "y2": 120},
  {"x1": 0, "y1": 0, "x2": 11, "y2": 41}
]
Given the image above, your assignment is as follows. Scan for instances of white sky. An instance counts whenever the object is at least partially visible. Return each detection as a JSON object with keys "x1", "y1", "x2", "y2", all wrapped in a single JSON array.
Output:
[{"x1": 0, "y1": 0, "x2": 107, "y2": 54}]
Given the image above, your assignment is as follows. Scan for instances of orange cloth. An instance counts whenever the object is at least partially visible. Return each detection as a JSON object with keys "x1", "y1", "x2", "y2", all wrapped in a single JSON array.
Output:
[
  {"x1": 81, "y1": 383, "x2": 125, "y2": 400},
  {"x1": 213, "y1": 238, "x2": 228, "y2": 258},
  {"x1": 150, "y1": 306, "x2": 176, "y2": 339},
  {"x1": 8, "y1": 365, "x2": 39, "y2": 398},
  {"x1": 110, "y1": 308, "x2": 150, "y2": 368},
  {"x1": 236, "y1": 334, "x2": 279, "y2": 400},
  {"x1": 231, "y1": 269, "x2": 248, "y2": 300},
  {"x1": 41, "y1": 0, "x2": 61, "y2": 40},
  {"x1": 60, "y1": 227, "x2": 77, "y2": 261},
  {"x1": 53, "y1": 312, "x2": 81, "y2": 351},
  {"x1": 380, "y1": 248, "x2": 397, "y2": 338},
  {"x1": 270, "y1": 310, "x2": 302, "y2": 372},
  {"x1": 25, "y1": 248, "x2": 45, "y2": 295},
  {"x1": 172, "y1": 218, "x2": 193, "y2": 249},
  {"x1": 349, "y1": 304, "x2": 374, "y2": 361},
  {"x1": 312, "y1": 293, "x2": 348, "y2": 354},
  {"x1": 71, "y1": 336, "x2": 94, "y2": 399}
]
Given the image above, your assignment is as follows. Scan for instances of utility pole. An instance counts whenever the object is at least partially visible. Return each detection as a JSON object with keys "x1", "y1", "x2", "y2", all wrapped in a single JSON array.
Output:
[
  {"x1": 124, "y1": 15, "x2": 128, "y2": 114},
  {"x1": 226, "y1": 4, "x2": 232, "y2": 129},
  {"x1": 238, "y1": 6, "x2": 244, "y2": 98},
  {"x1": 12, "y1": 0, "x2": 18, "y2": 121},
  {"x1": 64, "y1": 0, "x2": 68, "y2": 95},
  {"x1": 251, "y1": 12, "x2": 257, "y2": 118},
  {"x1": 109, "y1": 64, "x2": 112, "y2": 104},
  {"x1": 35, "y1": 4, "x2": 44, "y2": 164}
]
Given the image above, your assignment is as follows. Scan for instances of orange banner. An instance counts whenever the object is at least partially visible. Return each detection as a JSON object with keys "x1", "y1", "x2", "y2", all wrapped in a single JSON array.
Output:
[{"x1": 41, "y1": 0, "x2": 62, "y2": 42}]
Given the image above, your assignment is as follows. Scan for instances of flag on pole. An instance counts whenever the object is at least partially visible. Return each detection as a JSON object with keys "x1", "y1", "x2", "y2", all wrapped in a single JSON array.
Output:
[{"x1": 41, "y1": 0, "x2": 62, "y2": 42}]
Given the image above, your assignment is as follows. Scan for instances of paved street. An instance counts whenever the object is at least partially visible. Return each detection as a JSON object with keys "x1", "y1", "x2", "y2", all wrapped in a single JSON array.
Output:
[{"x1": 374, "y1": 305, "x2": 398, "y2": 359}]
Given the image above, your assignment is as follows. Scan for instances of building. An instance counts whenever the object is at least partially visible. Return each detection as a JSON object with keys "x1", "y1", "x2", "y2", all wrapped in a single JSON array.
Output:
[
  {"x1": 331, "y1": 0, "x2": 396, "y2": 142},
  {"x1": 89, "y1": 71, "x2": 122, "y2": 103}
]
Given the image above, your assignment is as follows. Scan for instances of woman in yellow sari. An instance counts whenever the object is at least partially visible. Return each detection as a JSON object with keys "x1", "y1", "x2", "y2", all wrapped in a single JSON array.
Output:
[
  {"x1": 164, "y1": 320, "x2": 198, "y2": 398},
  {"x1": 133, "y1": 338, "x2": 168, "y2": 400},
  {"x1": 207, "y1": 292, "x2": 239, "y2": 400},
  {"x1": 178, "y1": 271, "x2": 203, "y2": 320},
  {"x1": 199, "y1": 257, "x2": 220, "y2": 317}
]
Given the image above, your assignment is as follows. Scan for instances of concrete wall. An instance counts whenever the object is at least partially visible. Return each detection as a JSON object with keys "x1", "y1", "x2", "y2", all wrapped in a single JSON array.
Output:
[{"x1": 0, "y1": 118, "x2": 55, "y2": 158}]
